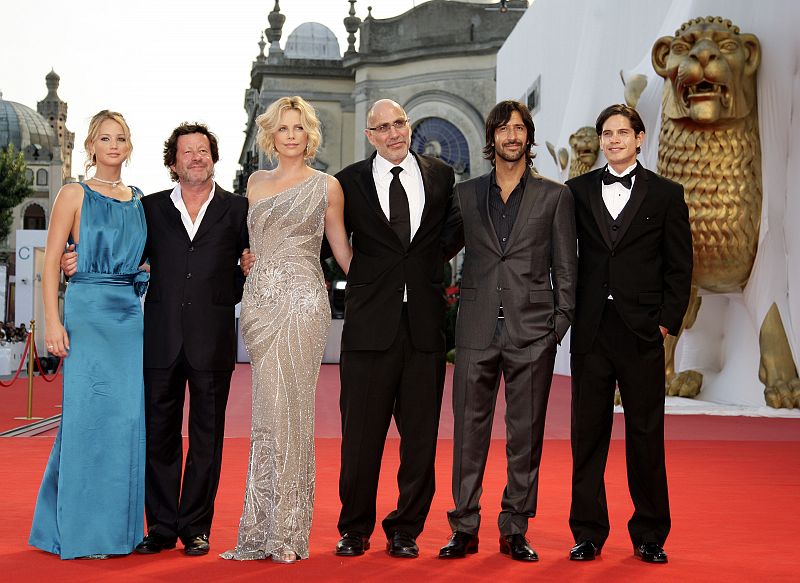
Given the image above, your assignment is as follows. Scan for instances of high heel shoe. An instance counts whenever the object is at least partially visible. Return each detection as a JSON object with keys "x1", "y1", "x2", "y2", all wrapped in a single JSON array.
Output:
[{"x1": 271, "y1": 549, "x2": 299, "y2": 564}]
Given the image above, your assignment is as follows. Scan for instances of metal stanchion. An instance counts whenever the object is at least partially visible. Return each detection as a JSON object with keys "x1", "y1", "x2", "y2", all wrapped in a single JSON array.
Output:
[{"x1": 15, "y1": 320, "x2": 43, "y2": 421}]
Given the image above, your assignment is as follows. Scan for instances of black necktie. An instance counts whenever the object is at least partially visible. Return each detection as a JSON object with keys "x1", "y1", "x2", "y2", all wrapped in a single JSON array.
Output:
[
  {"x1": 602, "y1": 167, "x2": 635, "y2": 189},
  {"x1": 389, "y1": 166, "x2": 411, "y2": 248}
]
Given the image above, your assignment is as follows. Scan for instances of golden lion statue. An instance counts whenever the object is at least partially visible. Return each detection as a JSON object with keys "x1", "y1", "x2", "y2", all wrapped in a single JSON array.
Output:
[
  {"x1": 652, "y1": 16, "x2": 799, "y2": 408},
  {"x1": 567, "y1": 127, "x2": 600, "y2": 178}
]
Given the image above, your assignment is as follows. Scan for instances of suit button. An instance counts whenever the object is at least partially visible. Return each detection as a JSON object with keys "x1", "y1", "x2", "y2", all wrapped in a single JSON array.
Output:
[
  {"x1": 396, "y1": 287, "x2": 403, "y2": 292},
  {"x1": 500, "y1": 256, "x2": 506, "y2": 262},
  {"x1": 186, "y1": 273, "x2": 192, "y2": 279},
  {"x1": 189, "y1": 245, "x2": 194, "y2": 252},
  {"x1": 602, "y1": 282, "x2": 608, "y2": 288},
  {"x1": 611, "y1": 251, "x2": 616, "y2": 257},
  {"x1": 497, "y1": 286, "x2": 502, "y2": 292}
]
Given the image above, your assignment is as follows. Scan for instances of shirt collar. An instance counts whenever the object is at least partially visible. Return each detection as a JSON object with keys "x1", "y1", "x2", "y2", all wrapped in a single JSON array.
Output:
[
  {"x1": 170, "y1": 182, "x2": 216, "y2": 205},
  {"x1": 490, "y1": 166, "x2": 529, "y2": 191},
  {"x1": 606, "y1": 161, "x2": 638, "y2": 178},
  {"x1": 374, "y1": 151, "x2": 415, "y2": 177}
]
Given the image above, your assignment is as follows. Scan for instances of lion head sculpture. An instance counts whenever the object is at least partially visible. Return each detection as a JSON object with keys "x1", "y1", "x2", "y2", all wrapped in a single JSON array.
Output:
[
  {"x1": 651, "y1": 17, "x2": 762, "y2": 292},
  {"x1": 568, "y1": 126, "x2": 599, "y2": 178},
  {"x1": 652, "y1": 16, "x2": 760, "y2": 125}
]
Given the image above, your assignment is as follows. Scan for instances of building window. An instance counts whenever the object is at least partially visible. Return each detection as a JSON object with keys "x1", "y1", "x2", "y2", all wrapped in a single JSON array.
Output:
[
  {"x1": 411, "y1": 118, "x2": 470, "y2": 177},
  {"x1": 26, "y1": 169, "x2": 34, "y2": 185},
  {"x1": 525, "y1": 76, "x2": 541, "y2": 115},
  {"x1": 23, "y1": 204, "x2": 46, "y2": 230},
  {"x1": 36, "y1": 169, "x2": 48, "y2": 186}
]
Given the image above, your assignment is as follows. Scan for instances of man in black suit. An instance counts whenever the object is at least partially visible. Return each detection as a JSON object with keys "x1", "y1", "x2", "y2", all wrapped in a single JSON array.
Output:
[
  {"x1": 135, "y1": 124, "x2": 248, "y2": 556},
  {"x1": 438, "y1": 100, "x2": 576, "y2": 562},
  {"x1": 566, "y1": 105, "x2": 692, "y2": 564},
  {"x1": 333, "y1": 99, "x2": 455, "y2": 559}
]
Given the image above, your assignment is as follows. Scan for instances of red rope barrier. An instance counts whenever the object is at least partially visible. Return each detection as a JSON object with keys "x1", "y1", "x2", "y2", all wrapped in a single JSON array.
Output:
[
  {"x1": 32, "y1": 341, "x2": 63, "y2": 382},
  {"x1": 0, "y1": 334, "x2": 31, "y2": 387}
]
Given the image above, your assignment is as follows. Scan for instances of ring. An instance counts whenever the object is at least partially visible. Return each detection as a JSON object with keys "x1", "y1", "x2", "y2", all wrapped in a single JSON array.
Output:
[{"x1": 47, "y1": 345, "x2": 54, "y2": 349}]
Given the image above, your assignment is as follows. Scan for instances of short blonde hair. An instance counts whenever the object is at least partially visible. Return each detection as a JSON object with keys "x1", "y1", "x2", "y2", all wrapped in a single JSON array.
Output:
[
  {"x1": 256, "y1": 96, "x2": 321, "y2": 161},
  {"x1": 83, "y1": 110, "x2": 133, "y2": 173}
]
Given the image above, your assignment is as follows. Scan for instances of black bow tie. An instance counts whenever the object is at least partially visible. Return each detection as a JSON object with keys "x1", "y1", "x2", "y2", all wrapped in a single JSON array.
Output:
[{"x1": 602, "y1": 168, "x2": 635, "y2": 189}]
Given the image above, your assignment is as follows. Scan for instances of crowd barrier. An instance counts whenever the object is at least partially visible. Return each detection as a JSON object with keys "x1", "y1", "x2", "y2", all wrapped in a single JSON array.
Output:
[{"x1": 0, "y1": 321, "x2": 63, "y2": 420}]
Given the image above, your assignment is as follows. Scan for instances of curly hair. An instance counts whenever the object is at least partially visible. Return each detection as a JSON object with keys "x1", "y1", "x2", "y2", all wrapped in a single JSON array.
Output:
[
  {"x1": 256, "y1": 96, "x2": 322, "y2": 162},
  {"x1": 163, "y1": 123, "x2": 220, "y2": 182}
]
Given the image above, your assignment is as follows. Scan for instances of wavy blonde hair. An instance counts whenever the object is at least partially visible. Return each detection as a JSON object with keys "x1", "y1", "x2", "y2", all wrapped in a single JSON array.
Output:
[
  {"x1": 256, "y1": 96, "x2": 321, "y2": 162},
  {"x1": 83, "y1": 110, "x2": 133, "y2": 174}
]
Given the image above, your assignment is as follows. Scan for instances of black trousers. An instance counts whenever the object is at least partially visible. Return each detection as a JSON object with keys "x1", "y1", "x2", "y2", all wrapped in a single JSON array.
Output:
[
  {"x1": 143, "y1": 348, "x2": 233, "y2": 543},
  {"x1": 338, "y1": 306, "x2": 446, "y2": 539},
  {"x1": 569, "y1": 300, "x2": 670, "y2": 548},
  {"x1": 448, "y1": 319, "x2": 556, "y2": 536}
]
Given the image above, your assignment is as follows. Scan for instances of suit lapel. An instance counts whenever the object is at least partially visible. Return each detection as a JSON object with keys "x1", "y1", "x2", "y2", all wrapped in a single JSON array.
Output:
[
  {"x1": 158, "y1": 192, "x2": 192, "y2": 244},
  {"x1": 193, "y1": 184, "x2": 230, "y2": 242},
  {"x1": 589, "y1": 168, "x2": 614, "y2": 250},
  {"x1": 357, "y1": 154, "x2": 393, "y2": 231},
  {"x1": 414, "y1": 152, "x2": 434, "y2": 235},
  {"x1": 613, "y1": 163, "x2": 648, "y2": 246},
  {"x1": 477, "y1": 173, "x2": 502, "y2": 254},
  {"x1": 506, "y1": 169, "x2": 541, "y2": 251}
]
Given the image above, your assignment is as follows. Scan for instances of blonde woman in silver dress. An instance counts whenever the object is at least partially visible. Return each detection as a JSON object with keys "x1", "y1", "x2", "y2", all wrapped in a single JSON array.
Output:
[{"x1": 221, "y1": 96, "x2": 351, "y2": 564}]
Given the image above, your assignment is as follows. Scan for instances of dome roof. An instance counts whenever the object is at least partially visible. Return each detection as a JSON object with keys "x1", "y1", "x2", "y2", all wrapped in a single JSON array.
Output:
[
  {"x1": 285, "y1": 22, "x2": 341, "y2": 60},
  {"x1": 0, "y1": 98, "x2": 60, "y2": 159}
]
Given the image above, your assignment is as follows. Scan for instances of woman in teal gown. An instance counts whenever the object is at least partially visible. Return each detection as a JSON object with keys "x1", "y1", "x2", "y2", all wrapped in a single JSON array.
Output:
[{"x1": 28, "y1": 110, "x2": 148, "y2": 559}]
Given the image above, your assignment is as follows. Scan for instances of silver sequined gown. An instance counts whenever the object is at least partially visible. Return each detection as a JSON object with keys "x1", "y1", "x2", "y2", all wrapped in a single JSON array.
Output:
[{"x1": 221, "y1": 171, "x2": 330, "y2": 560}]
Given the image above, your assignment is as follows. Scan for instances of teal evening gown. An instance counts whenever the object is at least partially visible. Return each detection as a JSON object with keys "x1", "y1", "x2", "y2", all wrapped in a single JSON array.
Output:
[{"x1": 29, "y1": 183, "x2": 148, "y2": 559}]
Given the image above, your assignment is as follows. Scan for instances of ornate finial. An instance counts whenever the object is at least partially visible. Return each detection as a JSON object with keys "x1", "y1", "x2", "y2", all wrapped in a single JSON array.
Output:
[
  {"x1": 265, "y1": 0, "x2": 285, "y2": 55},
  {"x1": 367, "y1": 5, "x2": 373, "y2": 19},
  {"x1": 344, "y1": 0, "x2": 362, "y2": 56},
  {"x1": 45, "y1": 69, "x2": 61, "y2": 96},
  {"x1": 257, "y1": 33, "x2": 266, "y2": 62}
]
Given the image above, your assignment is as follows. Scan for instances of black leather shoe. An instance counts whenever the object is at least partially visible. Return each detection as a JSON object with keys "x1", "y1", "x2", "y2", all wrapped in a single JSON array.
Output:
[
  {"x1": 335, "y1": 533, "x2": 370, "y2": 557},
  {"x1": 634, "y1": 542, "x2": 668, "y2": 563},
  {"x1": 183, "y1": 534, "x2": 210, "y2": 556},
  {"x1": 387, "y1": 531, "x2": 419, "y2": 558},
  {"x1": 569, "y1": 540, "x2": 601, "y2": 561},
  {"x1": 135, "y1": 534, "x2": 177, "y2": 554},
  {"x1": 499, "y1": 534, "x2": 539, "y2": 562},
  {"x1": 439, "y1": 531, "x2": 479, "y2": 558}
]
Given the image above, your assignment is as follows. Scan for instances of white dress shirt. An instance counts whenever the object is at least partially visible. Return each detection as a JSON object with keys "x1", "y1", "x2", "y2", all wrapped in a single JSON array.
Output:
[
  {"x1": 170, "y1": 183, "x2": 215, "y2": 240},
  {"x1": 372, "y1": 152, "x2": 426, "y2": 240},
  {"x1": 601, "y1": 162, "x2": 637, "y2": 220}
]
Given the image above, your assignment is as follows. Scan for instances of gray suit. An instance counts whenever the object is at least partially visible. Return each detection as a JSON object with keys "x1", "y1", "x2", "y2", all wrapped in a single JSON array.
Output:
[{"x1": 443, "y1": 168, "x2": 577, "y2": 536}]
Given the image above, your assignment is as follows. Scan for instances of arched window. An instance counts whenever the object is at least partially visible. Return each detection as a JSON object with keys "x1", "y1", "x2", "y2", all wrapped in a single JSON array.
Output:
[
  {"x1": 411, "y1": 118, "x2": 470, "y2": 176},
  {"x1": 26, "y1": 169, "x2": 34, "y2": 185},
  {"x1": 23, "y1": 204, "x2": 46, "y2": 230},
  {"x1": 36, "y1": 169, "x2": 48, "y2": 186}
]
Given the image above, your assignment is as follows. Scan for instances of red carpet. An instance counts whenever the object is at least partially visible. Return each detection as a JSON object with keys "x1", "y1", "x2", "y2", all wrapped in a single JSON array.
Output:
[{"x1": 1, "y1": 364, "x2": 799, "y2": 581}]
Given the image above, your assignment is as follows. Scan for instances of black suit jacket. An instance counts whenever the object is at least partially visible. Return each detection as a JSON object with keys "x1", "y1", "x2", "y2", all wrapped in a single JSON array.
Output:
[
  {"x1": 567, "y1": 164, "x2": 692, "y2": 354},
  {"x1": 444, "y1": 169, "x2": 577, "y2": 349},
  {"x1": 142, "y1": 184, "x2": 249, "y2": 370},
  {"x1": 335, "y1": 152, "x2": 455, "y2": 352}
]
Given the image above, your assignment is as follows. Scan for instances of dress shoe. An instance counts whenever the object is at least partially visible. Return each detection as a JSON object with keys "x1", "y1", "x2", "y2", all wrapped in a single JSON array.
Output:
[
  {"x1": 387, "y1": 531, "x2": 419, "y2": 558},
  {"x1": 499, "y1": 534, "x2": 539, "y2": 562},
  {"x1": 135, "y1": 534, "x2": 177, "y2": 554},
  {"x1": 335, "y1": 533, "x2": 370, "y2": 556},
  {"x1": 438, "y1": 531, "x2": 479, "y2": 558},
  {"x1": 183, "y1": 534, "x2": 210, "y2": 556},
  {"x1": 634, "y1": 542, "x2": 668, "y2": 563},
  {"x1": 569, "y1": 540, "x2": 601, "y2": 561}
]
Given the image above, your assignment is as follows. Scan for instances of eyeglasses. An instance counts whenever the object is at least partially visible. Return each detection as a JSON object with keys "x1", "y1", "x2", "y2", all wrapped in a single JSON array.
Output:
[{"x1": 367, "y1": 118, "x2": 410, "y2": 134}]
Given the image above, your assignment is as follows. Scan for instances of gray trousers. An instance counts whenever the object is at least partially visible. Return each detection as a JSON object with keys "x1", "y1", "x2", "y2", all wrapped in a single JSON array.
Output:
[{"x1": 448, "y1": 318, "x2": 557, "y2": 536}]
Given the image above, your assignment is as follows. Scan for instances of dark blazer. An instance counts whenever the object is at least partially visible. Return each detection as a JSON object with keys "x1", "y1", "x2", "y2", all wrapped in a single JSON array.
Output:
[
  {"x1": 445, "y1": 169, "x2": 577, "y2": 349},
  {"x1": 142, "y1": 184, "x2": 249, "y2": 371},
  {"x1": 567, "y1": 164, "x2": 692, "y2": 354},
  {"x1": 335, "y1": 152, "x2": 455, "y2": 352}
]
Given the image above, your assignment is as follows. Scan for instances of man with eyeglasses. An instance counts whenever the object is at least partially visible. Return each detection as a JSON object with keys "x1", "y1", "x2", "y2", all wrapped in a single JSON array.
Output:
[
  {"x1": 333, "y1": 99, "x2": 455, "y2": 559},
  {"x1": 437, "y1": 100, "x2": 577, "y2": 562}
]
